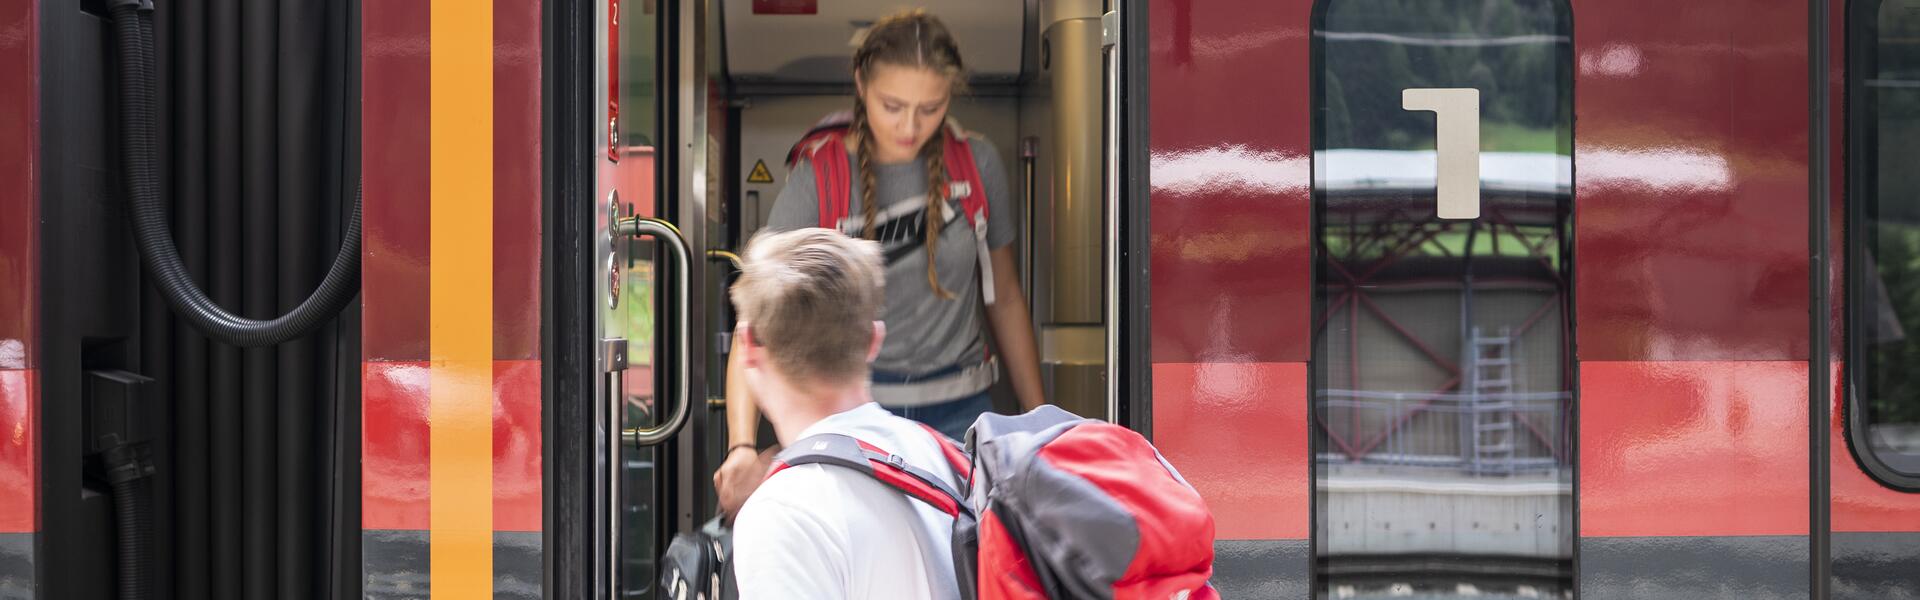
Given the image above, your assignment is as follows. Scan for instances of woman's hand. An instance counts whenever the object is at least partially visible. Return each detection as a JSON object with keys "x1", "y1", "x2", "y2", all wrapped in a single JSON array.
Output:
[{"x1": 714, "y1": 445, "x2": 774, "y2": 521}]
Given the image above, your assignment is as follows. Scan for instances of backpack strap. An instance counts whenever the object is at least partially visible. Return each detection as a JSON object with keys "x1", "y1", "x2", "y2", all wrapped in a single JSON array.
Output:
[
  {"x1": 767, "y1": 433, "x2": 972, "y2": 519},
  {"x1": 786, "y1": 112, "x2": 857, "y2": 230},
  {"x1": 940, "y1": 124, "x2": 997, "y2": 306},
  {"x1": 914, "y1": 422, "x2": 974, "y2": 487}
]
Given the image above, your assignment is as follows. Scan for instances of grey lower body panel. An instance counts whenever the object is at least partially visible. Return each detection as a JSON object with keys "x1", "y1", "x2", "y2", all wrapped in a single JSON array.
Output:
[
  {"x1": 1192, "y1": 534, "x2": 1920, "y2": 599},
  {"x1": 0, "y1": 533, "x2": 30, "y2": 600},
  {"x1": 363, "y1": 529, "x2": 542, "y2": 599},
  {"x1": 1580, "y1": 535, "x2": 1808, "y2": 600},
  {"x1": 495, "y1": 532, "x2": 542, "y2": 600},
  {"x1": 1213, "y1": 539, "x2": 1309, "y2": 599},
  {"x1": 1834, "y1": 531, "x2": 1920, "y2": 600}
]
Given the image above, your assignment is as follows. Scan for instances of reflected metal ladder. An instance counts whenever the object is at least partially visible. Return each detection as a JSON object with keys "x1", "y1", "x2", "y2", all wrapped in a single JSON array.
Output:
[{"x1": 1468, "y1": 327, "x2": 1517, "y2": 474}]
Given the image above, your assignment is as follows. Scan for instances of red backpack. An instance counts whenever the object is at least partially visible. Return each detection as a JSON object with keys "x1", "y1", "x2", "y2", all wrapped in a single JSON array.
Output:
[
  {"x1": 785, "y1": 112, "x2": 1000, "y2": 305},
  {"x1": 768, "y1": 406, "x2": 1221, "y2": 600}
]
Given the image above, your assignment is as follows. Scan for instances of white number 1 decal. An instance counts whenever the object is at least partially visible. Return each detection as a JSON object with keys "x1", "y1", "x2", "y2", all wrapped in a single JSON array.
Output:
[{"x1": 1402, "y1": 88, "x2": 1481, "y2": 220}]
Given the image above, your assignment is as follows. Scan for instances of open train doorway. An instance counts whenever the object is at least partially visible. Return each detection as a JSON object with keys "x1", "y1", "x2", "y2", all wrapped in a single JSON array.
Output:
[
  {"x1": 717, "y1": 0, "x2": 1118, "y2": 423},
  {"x1": 581, "y1": 0, "x2": 1134, "y2": 595}
]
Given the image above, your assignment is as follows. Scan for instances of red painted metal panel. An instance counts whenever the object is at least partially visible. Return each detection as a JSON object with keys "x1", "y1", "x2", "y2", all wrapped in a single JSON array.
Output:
[
  {"x1": 1580, "y1": 361, "x2": 1809, "y2": 537},
  {"x1": 363, "y1": 360, "x2": 545, "y2": 533},
  {"x1": 1147, "y1": 0, "x2": 1312, "y2": 365},
  {"x1": 363, "y1": 1, "x2": 432, "y2": 362},
  {"x1": 1825, "y1": 5, "x2": 1920, "y2": 533},
  {"x1": 493, "y1": 360, "x2": 541, "y2": 532},
  {"x1": 0, "y1": 371, "x2": 34, "y2": 534},
  {"x1": 0, "y1": 0, "x2": 35, "y2": 371},
  {"x1": 1153, "y1": 362, "x2": 1308, "y2": 540},
  {"x1": 1573, "y1": 0, "x2": 1810, "y2": 362},
  {"x1": 363, "y1": 361, "x2": 430, "y2": 531},
  {"x1": 752, "y1": 0, "x2": 816, "y2": 15},
  {"x1": 608, "y1": 0, "x2": 621, "y2": 162},
  {"x1": 1827, "y1": 0, "x2": 1847, "y2": 363},
  {"x1": 0, "y1": 0, "x2": 36, "y2": 541},
  {"x1": 1832, "y1": 364, "x2": 1920, "y2": 533},
  {"x1": 1820, "y1": 0, "x2": 1920, "y2": 535},
  {"x1": 494, "y1": 0, "x2": 542, "y2": 361}
]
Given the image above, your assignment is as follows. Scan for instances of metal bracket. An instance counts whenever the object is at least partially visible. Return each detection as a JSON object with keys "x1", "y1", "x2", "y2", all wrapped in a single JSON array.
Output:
[
  {"x1": 1101, "y1": 11, "x2": 1119, "y2": 49},
  {"x1": 600, "y1": 338, "x2": 628, "y2": 373}
]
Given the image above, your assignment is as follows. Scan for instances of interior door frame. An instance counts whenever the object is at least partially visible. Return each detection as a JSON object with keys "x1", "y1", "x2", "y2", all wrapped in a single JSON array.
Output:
[{"x1": 1117, "y1": 0, "x2": 1153, "y2": 436}]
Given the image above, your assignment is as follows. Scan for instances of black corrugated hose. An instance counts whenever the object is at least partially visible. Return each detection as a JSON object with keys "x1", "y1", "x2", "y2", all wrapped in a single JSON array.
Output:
[
  {"x1": 101, "y1": 442, "x2": 157, "y2": 600},
  {"x1": 112, "y1": 0, "x2": 361, "y2": 349}
]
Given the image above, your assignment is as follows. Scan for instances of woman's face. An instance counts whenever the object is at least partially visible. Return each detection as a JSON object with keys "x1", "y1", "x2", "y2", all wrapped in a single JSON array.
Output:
[{"x1": 857, "y1": 64, "x2": 953, "y2": 164}]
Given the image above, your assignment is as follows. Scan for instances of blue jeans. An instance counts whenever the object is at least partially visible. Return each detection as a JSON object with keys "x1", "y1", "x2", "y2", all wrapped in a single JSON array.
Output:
[
  {"x1": 872, "y1": 365, "x2": 995, "y2": 440},
  {"x1": 882, "y1": 391, "x2": 993, "y2": 441}
]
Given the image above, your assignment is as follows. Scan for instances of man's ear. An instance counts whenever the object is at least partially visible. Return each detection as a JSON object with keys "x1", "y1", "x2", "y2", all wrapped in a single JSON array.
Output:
[
  {"x1": 867, "y1": 321, "x2": 886, "y2": 363},
  {"x1": 737, "y1": 323, "x2": 763, "y2": 369}
]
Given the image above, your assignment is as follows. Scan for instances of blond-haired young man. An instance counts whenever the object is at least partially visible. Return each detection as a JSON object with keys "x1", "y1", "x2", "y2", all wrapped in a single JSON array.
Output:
[{"x1": 728, "y1": 228, "x2": 967, "y2": 600}]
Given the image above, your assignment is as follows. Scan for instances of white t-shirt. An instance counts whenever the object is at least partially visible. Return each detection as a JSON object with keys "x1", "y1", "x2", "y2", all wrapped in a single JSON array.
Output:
[{"x1": 732, "y1": 402, "x2": 966, "y2": 600}]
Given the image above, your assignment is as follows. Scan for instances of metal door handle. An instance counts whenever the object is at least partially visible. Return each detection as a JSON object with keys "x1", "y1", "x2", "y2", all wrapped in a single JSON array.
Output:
[
  {"x1": 703, "y1": 248, "x2": 743, "y2": 410},
  {"x1": 1021, "y1": 137, "x2": 1039, "y2": 319},
  {"x1": 706, "y1": 248, "x2": 743, "y2": 271},
  {"x1": 615, "y1": 216, "x2": 694, "y2": 446}
]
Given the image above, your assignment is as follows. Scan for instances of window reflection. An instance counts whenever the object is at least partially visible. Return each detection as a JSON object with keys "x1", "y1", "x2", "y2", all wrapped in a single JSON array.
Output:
[
  {"x1": 615, "y1": 0, "x2": 662, "y2": 595},
  {"x1": 1313, "y1": 0, "x2": 1574, "y2": 597},
  {"x1": 1851, "y1": 0, "x2": 1920, "y2": 483}
]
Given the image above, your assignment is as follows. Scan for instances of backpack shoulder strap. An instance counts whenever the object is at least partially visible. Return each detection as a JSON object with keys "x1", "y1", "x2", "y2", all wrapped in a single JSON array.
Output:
[
  {"x1": 913, "y1": 422, "x2": 973, "y2": 486},
  {"x1": 940, "y1": 121, "x2": 1000, "y2": 307},
  {"x1": 787, "y1": 111, "x2": 858, "y2": 231},
  {"x1": 767, "y1": 433, "x2": 971, "y2": 519},
  {"x1": 941, "y1": 121, "x2": 989, "y2": 229}
]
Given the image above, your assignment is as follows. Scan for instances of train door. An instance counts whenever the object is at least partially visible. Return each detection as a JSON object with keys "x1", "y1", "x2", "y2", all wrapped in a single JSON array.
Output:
[
  {"x1": 556, "y1": 0, "x2": 1145, "y2": 596},
  {"x1": 551, "y1": 0, "x2": 718, "y2": 597},
  {"x1": 713, "y1": 0, "x2": 1142, "y2": 426}
]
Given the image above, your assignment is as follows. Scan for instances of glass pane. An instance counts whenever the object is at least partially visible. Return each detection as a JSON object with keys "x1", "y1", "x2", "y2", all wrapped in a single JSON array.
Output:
[
  {"x1": 1313, "y1": 1, "x2": 1574, "y2": 597},
  {"x1": 612, "y1": 0, "x2": 662, "y2": 595},
  {"x1": 701, "y1": 0, "x2": 733, "y2": 521},
  {"x1": 1855, "y1": 0, "x2": 1920, "y2": 479}
]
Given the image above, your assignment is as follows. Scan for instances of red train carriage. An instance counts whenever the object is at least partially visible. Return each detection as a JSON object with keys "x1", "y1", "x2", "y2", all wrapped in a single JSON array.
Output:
[{"x1": 0, "y1": 0, "x2": 1917, "y2": 598}]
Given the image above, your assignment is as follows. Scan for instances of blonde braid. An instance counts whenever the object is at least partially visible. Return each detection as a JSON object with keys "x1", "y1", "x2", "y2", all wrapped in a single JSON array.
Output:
[
  {"x1": 852, "y1": 102, "x2": 880, "y2": 240},
  {"x1": 923, "y1": 125, "x2": 956, "y2": 300}
]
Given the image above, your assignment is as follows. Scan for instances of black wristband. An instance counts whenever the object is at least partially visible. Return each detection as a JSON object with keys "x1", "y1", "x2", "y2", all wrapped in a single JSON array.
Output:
[{"x1": 727, "y1": 443, "x2": 758, "y2": 456}]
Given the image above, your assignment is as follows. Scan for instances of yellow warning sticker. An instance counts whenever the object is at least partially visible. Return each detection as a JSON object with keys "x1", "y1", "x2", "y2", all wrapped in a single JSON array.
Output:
[{"x1": 747, "y1": 160, "x2": 775, "y2": 184}]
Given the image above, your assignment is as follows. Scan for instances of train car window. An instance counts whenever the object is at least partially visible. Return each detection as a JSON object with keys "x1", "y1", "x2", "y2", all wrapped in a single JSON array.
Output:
[
  {"x1": 1847, "y1": 0, "x2": 1920, "y2": 491},
  {"x1": 1312, "y1": 0, "x2": 1575, "y2": 596}
]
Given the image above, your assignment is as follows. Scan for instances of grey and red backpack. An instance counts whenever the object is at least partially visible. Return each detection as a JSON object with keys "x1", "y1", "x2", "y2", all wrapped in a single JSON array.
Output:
[{"x1": 769, "y1": 405, "x2": 1222, "y2": 600}]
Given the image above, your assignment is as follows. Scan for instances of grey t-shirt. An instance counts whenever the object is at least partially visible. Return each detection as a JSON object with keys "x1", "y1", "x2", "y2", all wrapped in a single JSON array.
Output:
[{"x1": 767, "y1": 137, "x2": 1015, "y2": 380}]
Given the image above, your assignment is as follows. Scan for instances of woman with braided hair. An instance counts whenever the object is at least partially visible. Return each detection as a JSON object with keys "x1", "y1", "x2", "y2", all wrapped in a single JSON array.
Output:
[{"x1": 714, "y1": 9, "x2": 1045, "y2": 519}]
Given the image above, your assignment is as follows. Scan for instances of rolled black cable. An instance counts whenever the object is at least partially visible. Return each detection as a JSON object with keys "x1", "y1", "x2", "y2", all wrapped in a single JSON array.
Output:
[{"x1": 113, "y1": 4, "x2": 361, "y2": 348}]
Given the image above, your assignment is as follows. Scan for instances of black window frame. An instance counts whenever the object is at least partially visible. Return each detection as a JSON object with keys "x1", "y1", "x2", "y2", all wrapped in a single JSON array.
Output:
[{"x1": 1845, "y1": 0, "x2": 1920, "y2": 493}]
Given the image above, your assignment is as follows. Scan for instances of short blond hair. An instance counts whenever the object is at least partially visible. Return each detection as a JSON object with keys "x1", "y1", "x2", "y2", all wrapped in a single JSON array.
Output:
[{"x1": 731, "y1": 228, "x2": 886, "y2": 386}]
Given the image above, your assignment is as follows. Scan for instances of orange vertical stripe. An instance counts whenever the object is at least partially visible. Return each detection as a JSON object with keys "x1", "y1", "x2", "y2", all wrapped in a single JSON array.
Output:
[{"x1": 430, "y1": 0, "x2": 493, "y2": 596}]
